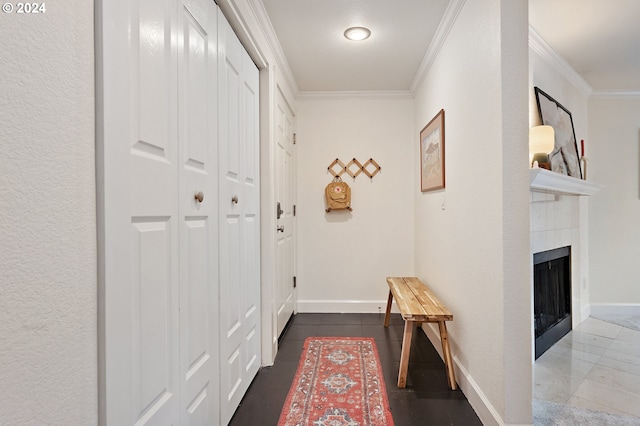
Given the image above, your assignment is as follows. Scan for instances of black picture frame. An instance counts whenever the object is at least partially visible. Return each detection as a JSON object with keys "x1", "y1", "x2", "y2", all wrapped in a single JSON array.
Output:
[{"x1": 534, "y1": 87, "x2": 582, "y2": 179}]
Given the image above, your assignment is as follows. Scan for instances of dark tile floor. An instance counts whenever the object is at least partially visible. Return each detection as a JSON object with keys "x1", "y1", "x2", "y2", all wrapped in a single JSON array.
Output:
[{"x1": 229, "y1": 313, "x2": 482, "y2": 425}]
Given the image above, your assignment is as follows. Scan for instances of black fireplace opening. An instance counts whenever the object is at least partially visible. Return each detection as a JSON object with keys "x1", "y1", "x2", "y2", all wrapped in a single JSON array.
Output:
[{"x1": 534, "y1": 246, "x2": 571, "y2": 359}]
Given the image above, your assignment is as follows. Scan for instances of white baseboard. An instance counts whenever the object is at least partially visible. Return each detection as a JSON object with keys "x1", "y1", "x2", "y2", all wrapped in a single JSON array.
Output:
[
  {"x1": 590, "y1": 303, "x2": 640, "y2": 316},
  {"x1": 581, "y1": 304, "x2": 591, "y2": 322},
  {"x1": 296, "y1": 299, "x2": 400, "y2": 314},
  {"x1": 420, "y1": 323, "x2": 504, "y2": 426}
]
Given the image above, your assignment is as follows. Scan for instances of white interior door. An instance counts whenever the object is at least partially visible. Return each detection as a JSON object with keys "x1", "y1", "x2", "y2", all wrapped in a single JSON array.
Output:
[
  {"x1": 100, "y1": 0, "x2": 221, "y2": 424},
  {"x1": 100, "y1": 0, "x2": 180, "y2": 424},
  {"x1": 275, "y1": 88, "x2": 295, "y2": 337},
  {"x1": 177, "y1": 0, "x2": 219, "y2": 424},
  {"x1": 218, "y1": 13, "x2": 261, "y2": 425}
]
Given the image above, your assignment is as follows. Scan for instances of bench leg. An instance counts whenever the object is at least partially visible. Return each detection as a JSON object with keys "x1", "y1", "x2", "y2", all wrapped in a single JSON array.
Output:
[
  {"x1": 438, "y1": 321, "x2": 457, "y2": 390},
  {"x1": 398, "y1": 320, "x2": 413, "y2": 388},
  {"x1": 383, "y1": 290, "x2": 393, "y2": 327}
]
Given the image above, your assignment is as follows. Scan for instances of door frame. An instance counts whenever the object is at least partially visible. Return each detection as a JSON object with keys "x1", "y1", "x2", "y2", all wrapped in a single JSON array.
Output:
[
  {"x1": 215, "y1": 1, "x2": 297, "y2": 366},
  {"x1": 258, "y1": 67, "x2": 298, "y2": 365}
]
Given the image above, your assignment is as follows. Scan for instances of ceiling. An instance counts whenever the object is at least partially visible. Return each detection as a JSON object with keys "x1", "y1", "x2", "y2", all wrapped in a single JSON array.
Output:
[{"x1": 260, "y1": 0, "x2": 640, "y2": 93}]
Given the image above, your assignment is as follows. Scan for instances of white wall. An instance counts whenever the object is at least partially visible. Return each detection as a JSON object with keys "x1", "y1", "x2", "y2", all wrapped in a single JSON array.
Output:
[
  {"x1": 413, "y1": 1, "x2": 530, "y2": 424},
  {"x1": 588, "y1": 97, "x2": 640, "y2": 305},
  {"x1": 295, "y1": 96, "x2": 415, "y2": 311},
  {"x1": 0, "y1": 2, "x2": 97, "y2": 424}
]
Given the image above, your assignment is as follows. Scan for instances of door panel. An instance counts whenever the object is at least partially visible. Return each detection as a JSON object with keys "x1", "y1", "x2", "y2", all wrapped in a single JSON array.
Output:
[
  {"x1": 241, "y1": 52, "x2": 261, "y2": 382},
  {"x1": 131, "y1": 219, "x2": 177, "y2": 424},
  {"x1": 102, "y1": 0, "x2": 220, "y2": 424},
  {"x1": 178, "y1": 0, "x2": 218, "y2": 424},
  {"x1": 275, "y1": 89, "x2": 295, "y2": 337},
  {"x1": 218, "y1": 13, "x2": 261, "y2": 425},
  {"x1": 102, "y1": 0, "x2": 180, "y2": 423},
  {"x1": 128, "y1": 0, "x2": 181, "y2": 420}
]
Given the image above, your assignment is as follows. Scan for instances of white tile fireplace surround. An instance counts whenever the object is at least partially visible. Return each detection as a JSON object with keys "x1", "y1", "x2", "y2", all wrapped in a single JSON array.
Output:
[{"x1": 530, "y1": 169, "x2": 603, "y2": 360}]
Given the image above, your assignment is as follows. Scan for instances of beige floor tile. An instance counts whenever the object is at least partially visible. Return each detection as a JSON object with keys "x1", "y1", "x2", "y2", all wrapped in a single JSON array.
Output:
[
  {"x1": 585, "y1": 364, "x2": 640, "y2": 395},
  {"x1": 615, "y1": 327, "x2": 640, "y2": 344},
  {"x1": 547, "y1": 340, "x2": 602, "y2": 364},
  {"x1": 536, "y1": 350, "x2": 596, "y2": 378},
  {"x1": 608, "y1": 339, "x2": 640, "y2": 357},
  {"x1": 602, "y1": 347, "x2": 640, "y2": 367},
  {"x1": 533, "y1": 361, "x2": 591, "y2": 403},
  {"x1": 566, "y1": 395, "x2": 631, "y2": 417},
  {"x1": 534, "y1": 316, "x2": 640, "y2": 420},
  {"x1": 575, "y1": 317, "x2": 622, "y2": 339},
  {"x1": 573, "y1": 378, "x2": 640, "y2": 417},
  {"x1": 560, "y1": 328, "x2": 616, "y2": 350},
  {"x1": 598, "y1": 354, "x2": 640, "y2": 376}
]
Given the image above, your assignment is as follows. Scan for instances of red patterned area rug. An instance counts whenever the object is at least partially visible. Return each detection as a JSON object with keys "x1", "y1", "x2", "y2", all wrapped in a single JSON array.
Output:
[{"x1": 278, "y1": 337, "x2": 394, "y2": 426}]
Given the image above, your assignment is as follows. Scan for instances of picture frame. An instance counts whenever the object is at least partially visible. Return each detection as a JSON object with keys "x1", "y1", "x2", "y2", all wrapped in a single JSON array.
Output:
[
  {"x1": 534, "y1": 87, "x2": 582, "y2": 179},
  {"x1": 420, "y1": 109, "x2": 445, "y2": 192}
]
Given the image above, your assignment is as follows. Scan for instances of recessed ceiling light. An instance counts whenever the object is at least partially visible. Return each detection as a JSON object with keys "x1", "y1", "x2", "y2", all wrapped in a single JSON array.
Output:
[{"x1": 344, "y1": 27, "x2": 371, "y2": 41}]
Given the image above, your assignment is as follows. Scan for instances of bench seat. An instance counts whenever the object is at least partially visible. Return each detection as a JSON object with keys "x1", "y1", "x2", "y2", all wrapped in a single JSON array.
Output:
[{"x1": 384, "y1": 276, "x2": 456, "y2": 390}]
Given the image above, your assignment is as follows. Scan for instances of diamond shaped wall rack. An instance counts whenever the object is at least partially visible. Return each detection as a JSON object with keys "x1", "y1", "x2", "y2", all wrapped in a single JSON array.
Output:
[
  {"x1": 327, "y1": 157, "x2": 381, "y2": 180},
  {"x1": 327, "y1": 158, "x2": 346, "y2": 177}
]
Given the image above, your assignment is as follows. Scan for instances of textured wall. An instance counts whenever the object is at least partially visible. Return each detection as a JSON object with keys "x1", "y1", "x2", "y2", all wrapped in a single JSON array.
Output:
[
  {"x1": 0, "y1": 2, "x2": 97, "y2": 424},
  {"x1": 413, "y1": 0, "x2": 530, "y2": 424}
]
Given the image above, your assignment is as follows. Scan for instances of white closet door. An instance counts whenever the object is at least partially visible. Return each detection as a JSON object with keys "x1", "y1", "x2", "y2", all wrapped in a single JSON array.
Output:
[
  {"x1": 101, "y1": 0, "x2": 181, "y2": 424},
  {"x1": 218, "y1": 13, "x2": 261, "y2": 425},
  {"x1": 275, "y1": 88, "x2": 295, "y2": 337},
  {"x1": 101, "y1": 0, "x2": 222, "y2": 424},
  {"x1": 177, "y1": 0, "x2": 219, "y2": 424}
]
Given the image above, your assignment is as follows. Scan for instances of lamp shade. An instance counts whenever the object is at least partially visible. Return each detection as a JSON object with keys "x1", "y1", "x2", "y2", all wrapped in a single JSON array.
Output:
[{"x1": 529, "y1": 125, "x2": 555, "y2": 154}]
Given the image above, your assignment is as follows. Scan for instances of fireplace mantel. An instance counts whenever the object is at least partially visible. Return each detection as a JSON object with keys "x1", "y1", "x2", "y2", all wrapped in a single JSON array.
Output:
[{"x1": 529, "y1": 168, "x2": 603, "y2": 196}]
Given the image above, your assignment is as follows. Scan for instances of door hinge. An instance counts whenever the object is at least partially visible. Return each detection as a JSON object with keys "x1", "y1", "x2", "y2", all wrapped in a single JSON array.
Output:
[
  {"x1": 293, "y1": 133, "x2": 296, "y2": 145},
  {"x1": 293, "y1": 276, "x2": 297, "y2": 288},
  {"x1": 293, "y1": 204, "x2": 296, "y2": 216}
]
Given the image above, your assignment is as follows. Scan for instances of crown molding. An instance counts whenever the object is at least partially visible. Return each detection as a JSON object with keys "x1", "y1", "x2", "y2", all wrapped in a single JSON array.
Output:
[
  {"x1": 590, "y1": 90, "x2": 640, "y2": 99},
  {"x1": 297, "y1": 90, "x2": 413, "y2": 101},
  {"x1": 528, "y1": 26, "x2": 593, "y2": 97},
  {"x1": 247, "y1": 0, "x2": 299, "y2": 95},
  {"x1": 409, "y1": 0, "x2": 466, "y2": 94}
]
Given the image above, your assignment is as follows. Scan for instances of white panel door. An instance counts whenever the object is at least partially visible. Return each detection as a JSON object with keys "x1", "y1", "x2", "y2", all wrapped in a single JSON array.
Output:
[
  {"x1": 218, "y1": 13, "x2": 261, "y2": 425},
  {"x1": 101, "y1": 0, "x2": 181, "y2": 424},
  {"x1": 275, "y1": 88, "x2": 295, "y2": 337},
  {"x1": 101, "y1": 0, "x2": 222, "y2": 424},
  {"x1": 177, "y1": 0, "x2": 218, "y2": 424}
]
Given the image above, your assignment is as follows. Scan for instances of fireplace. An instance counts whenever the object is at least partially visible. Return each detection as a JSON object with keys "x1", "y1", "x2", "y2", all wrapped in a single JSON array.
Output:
[{"x1": 534, "y1": 246, "x2": 571, "y2": 359}]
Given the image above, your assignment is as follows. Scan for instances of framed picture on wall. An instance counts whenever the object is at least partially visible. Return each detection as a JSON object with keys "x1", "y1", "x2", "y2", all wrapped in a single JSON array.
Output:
[
  {"x1": 534, "y1": 87, "x2": 582, "y2": 179},
  {"x1": 420, "y1": 109, "x2": 445, "y2": 192}
]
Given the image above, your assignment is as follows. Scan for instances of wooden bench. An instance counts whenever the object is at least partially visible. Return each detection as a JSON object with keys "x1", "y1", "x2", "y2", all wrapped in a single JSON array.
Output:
[{"x1": 383, "y1": 276, "x2": 457, "y2": 390}]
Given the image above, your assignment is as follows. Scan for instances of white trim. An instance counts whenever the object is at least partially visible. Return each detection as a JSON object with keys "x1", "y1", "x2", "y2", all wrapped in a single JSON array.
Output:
[
  {"x1": 528, "y1": 26, "x2": 593, "y2": 97},
  {"x1": 590, "y1": 303, "x2": 640, "y2": 316},
  {"x1": 409, "y1": 0, "x2": 466, "y2": 93},
  {"x1": 529, "y1": 168, "x2": 603, "y2": 196},
  {"x1": 420, "y1": 324, "x2": 503, "y2": 426},
  {"x1": 248, "y1": 0, "x2": 299, "y2": 95},
  {"x1": 581, "y1": 304, "x2": 591, "y2": 323},
  {"x1": 259, "y1": 64, "x2": 277, "y2": 367},
  {"x1": 216, "y1": 0, "x2": 267, "y2": 69},
  {"x1": 297, "y1": 90, "x2": 413, "y2": 101},
  {"x1": 590, "y1": 90, "x2": 640, "y2": 99},
  {"x1": 296, "y1": 300, "x2": 400, "y2": 314}
]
